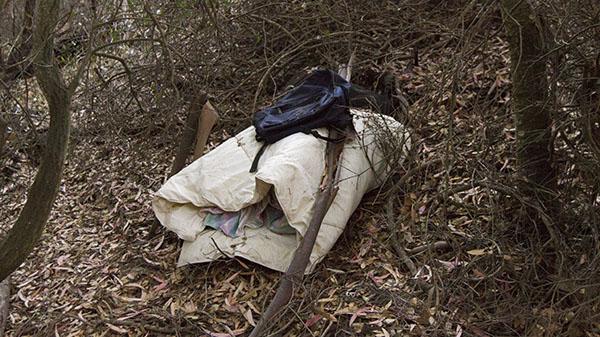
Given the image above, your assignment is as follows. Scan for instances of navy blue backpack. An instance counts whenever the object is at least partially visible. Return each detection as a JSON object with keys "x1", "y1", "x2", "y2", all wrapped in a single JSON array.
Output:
[{"x1": 250, "y1": 69, "x2": 391, "y2": 172}]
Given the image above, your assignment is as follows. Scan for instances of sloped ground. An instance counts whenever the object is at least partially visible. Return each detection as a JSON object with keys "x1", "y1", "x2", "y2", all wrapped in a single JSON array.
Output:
[
  {"x1": 2, "y1": 1, "x2": 600, "y2": 336},
  {"x1": 0, "y1": 40, "x2": 498, "y2": 336}
]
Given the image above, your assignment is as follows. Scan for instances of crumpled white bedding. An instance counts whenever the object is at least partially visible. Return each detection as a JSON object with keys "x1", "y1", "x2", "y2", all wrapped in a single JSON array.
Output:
[{"x1": 152, "y1": 109, "x2": 411, "y2": 273}]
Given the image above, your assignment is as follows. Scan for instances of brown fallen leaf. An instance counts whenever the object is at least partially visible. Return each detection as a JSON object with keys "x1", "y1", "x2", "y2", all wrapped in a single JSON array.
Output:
[{"x1": 305, "y1": 314, "x2": 322, "y2": 327}]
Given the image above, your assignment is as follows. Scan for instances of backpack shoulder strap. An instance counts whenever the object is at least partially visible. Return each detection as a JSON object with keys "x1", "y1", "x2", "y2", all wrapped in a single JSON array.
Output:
[
  {"x1": 249, "y1": 143, "x2": 268, "y2": 173},
  {"x1": 249, "y1": 129, "x2": 345, "y2": 173},
  {"x1": 309, "y1": 130, "x2": 346, "y2": 143}
]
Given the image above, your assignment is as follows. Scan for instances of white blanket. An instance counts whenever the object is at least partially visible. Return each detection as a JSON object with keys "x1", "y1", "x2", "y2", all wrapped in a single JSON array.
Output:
[{"x1": 152, "y1": 109, "x2": 411, "y2": 273}]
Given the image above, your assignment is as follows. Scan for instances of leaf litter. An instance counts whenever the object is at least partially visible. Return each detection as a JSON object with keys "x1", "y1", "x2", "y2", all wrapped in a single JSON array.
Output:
[{"x1": 1, "y1": 5, "x2": 599, "y2": 335}]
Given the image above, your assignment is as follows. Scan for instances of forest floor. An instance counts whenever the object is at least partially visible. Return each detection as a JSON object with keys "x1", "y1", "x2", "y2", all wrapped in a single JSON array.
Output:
[
  {"x1": 1, "y1": 8, "x2": 599, "y2": 337},
  {"x1": 0, "y1": 39, "x2": 491, "y2": 337}
]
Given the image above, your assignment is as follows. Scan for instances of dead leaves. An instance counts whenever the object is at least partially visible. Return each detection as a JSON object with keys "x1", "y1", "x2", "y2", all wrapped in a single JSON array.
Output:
[{"x1": 2, "y1": 3, "x2": 597, "y2": 336}]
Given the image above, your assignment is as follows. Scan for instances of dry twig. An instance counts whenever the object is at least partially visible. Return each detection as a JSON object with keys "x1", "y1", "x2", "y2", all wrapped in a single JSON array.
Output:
[{"x1": 0, "y1": 279, "x2": 9, "y2": 337}]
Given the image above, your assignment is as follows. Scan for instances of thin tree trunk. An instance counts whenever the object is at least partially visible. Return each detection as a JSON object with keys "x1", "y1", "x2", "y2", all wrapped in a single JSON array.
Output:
[
  {"x1": 0, "y1": 0, "x2": 71, "y2": 281},
  {"x1": 169, "y1": 93, "x2": 207, "y2": 176},
  {"x1": 0, "y1": 117, "x2": 7, "y2": 155},
  {"x1": 0, "y1": 279, "x2": 8, "y2": 337},
  {"x1": 501, "y1": 0, "x2": 555, "y2": 188},
  {"x1": 501, "y1": 0, "x2": 556, "y2": 234},
  {"x1": 148, "y1": 93, "x2": 211, "y2": 237}
]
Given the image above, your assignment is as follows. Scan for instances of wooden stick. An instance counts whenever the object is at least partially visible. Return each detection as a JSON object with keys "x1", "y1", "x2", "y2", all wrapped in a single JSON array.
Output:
[
  {"x1": 250, "y1": 57, "x2": 355, "y2": 336},
  {"x1": 407, "y1": 241, "x2": 450, "y2": 255},
  {"x1": 0, "y1": 279, "x2": 9, "y2": 337},
  {"x1": 249, "y1": 129, "x2": 345, "y2": 337},
  {"x1": 148, "y1": 94, "x2": 219, "y2": 238},
  {"x1": 192, "y1": 100, "x2": 219, "y2": 160},
  {"x1": 168, "y1": 93, "x2": 207, "y2": 176},
  {"x1": 387, "y1": 199, "x2": 417, "y2": 276}
]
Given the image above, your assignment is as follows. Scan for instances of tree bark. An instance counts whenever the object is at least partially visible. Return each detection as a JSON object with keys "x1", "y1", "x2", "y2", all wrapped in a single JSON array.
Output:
[
  {"x1": 0, "y1": 117, "x2": 7, "y2": 155},
  {"x1": 249, "y1": 129, "x2": 345, "y2": 337},
  {"x1": 501, "y1": 0, "x2": 559, "y2": 242},
  {"x1": 169, "y1": 93, "x2": 207, "y2": 176},
  {"x1": 148, "y1": 93, "x2": 212, "y2": 238},
  {"x1": 0, "y1": 279, "x2": 8, "y2": 337},
  {"x1": 0, "y1": 0, "x2": 71, "y2": 282},
  {"x1": 501, "y1": 0, "x2": 556, "y2": 224}
]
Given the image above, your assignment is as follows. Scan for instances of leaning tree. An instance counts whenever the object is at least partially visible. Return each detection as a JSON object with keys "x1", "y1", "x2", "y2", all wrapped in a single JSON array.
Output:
[{"x1": 0, "y1": 0, "x2": 89, "y2": 282}]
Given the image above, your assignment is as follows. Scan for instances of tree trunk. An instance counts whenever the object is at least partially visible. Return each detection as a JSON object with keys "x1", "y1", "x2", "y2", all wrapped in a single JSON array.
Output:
[
  {"x1": 0, "y1": 117, "x2": 7, "y2": 155},
  {"x1": 0, "y1": 0, "x2": 71, "y2": 282},
  {"x1": 501, "y1": 0, "x2": 556, "y2": 226},
  {"x1": 169, "y1": 93, "x2": 207, "y2": 176},
  {"x1": 0, "y1": 279, "x2": 8, "y2": 337},
  {"x1": 148, "y1": 94, "x2": 212, "y2": 238}
]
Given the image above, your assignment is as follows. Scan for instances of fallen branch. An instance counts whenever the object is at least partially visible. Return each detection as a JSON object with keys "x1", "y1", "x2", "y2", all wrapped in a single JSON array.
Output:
[
  {"x1": 387, "y1": 199, "x2": 417, "y2": 276},
  {"x1": 407, "y1": 241, "x2": 450, "y2": 255},
  {"x1": 249, "y1": 128, "x2": 346, "y2": 337}
]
